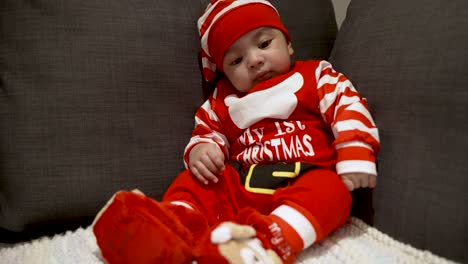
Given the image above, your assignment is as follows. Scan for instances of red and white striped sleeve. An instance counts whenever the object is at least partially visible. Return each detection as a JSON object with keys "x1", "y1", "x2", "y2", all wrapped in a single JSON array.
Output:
[
  {"x1": 183, "y1": 88, "x2": 230, "y2": 168},
  {"x1": 315, "y1": 60, "x2": 380, "y2": 176}
]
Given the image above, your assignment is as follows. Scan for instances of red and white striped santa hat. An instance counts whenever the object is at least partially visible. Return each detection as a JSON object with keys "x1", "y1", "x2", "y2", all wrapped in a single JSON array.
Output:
[{"x1": 198, "y1": 0, "x2": 290, "y2": 82}]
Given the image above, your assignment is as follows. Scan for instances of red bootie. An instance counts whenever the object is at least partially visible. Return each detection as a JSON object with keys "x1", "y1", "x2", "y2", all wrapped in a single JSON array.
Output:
[
  {"x1": 193, "y1": 221, "x2": 283, "y2": 264},
  {"x1": 92, "y1": 190, "x2": 207, "y2": 264},
  {"x1": 238, "y1": 207, "x2": 300, "y2": 264},
  {"x1": 193, "y1": 207, "x2": 303, "y2": 264}
]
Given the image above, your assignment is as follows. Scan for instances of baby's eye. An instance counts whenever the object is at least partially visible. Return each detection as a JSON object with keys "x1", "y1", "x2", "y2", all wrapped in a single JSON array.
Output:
[
  {"x1": 259, "y1": 39, "x2": 272, "y2": 49},
  {"x1": 231, "y1": 57, "x2": 242, "y2": 65}
]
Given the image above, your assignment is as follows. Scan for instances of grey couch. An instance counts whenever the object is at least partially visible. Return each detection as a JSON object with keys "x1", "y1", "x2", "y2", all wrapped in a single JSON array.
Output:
[{"x1": 1, "y1": 0, "x2": 467, "y2": 262}]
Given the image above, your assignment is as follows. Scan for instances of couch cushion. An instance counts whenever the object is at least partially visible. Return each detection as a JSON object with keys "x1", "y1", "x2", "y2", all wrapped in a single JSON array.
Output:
[
  {"x1": 0, "y1": 0, "x2": 338, "y2": 241},
  {"x1": 329, "y1": 0, "x2": 468, "y2": 262},
  {"x1": 0, "y1": 0, "x2": 206, "y2": 240}
]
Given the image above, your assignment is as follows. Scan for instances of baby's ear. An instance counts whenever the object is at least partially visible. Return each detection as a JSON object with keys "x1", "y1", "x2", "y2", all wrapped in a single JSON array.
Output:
[{"x1": 288, "y1": 42, "x2": 294, "y2": 56}]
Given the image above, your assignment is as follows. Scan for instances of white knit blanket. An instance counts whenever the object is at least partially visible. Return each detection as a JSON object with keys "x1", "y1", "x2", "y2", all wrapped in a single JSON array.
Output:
[{"x1": 0, "y1": 217, "x2": 457, "y2": 264}]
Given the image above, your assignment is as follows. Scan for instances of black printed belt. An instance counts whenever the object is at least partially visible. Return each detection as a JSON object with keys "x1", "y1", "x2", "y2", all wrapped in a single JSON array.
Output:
[{"x1": 230, "y1": 161, "x2": 315, "y2": 194}]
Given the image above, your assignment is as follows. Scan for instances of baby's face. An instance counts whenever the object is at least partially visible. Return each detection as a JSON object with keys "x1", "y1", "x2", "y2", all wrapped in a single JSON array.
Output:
[{"x1": 222, "y1": 27, "x2": 294, "y2": 93}]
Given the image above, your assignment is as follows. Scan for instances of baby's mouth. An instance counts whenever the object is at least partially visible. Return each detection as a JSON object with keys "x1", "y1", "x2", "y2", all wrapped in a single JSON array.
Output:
[{"x1": 254, "y1": 71, "x2": 273, "y2": 83}]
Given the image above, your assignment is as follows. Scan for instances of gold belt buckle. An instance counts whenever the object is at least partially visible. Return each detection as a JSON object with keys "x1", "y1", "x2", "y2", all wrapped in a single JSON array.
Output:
[{"x1": 244, "y1": 162, "x2": 304, "y2": 195}]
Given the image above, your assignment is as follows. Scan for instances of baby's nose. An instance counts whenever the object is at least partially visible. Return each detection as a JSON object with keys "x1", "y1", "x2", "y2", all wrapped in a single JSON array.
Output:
[{"x1": 248, "y1": 52, "x2": 264, "y2": 69}]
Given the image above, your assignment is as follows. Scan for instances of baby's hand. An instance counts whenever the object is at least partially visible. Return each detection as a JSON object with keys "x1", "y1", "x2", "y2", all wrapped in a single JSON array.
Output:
[
  {"x1": 189, "y1": 143, "x2": 225, "y2": 185},
  {"x1": 340, "y1": 173, "x2": 377, "y2": 191}
]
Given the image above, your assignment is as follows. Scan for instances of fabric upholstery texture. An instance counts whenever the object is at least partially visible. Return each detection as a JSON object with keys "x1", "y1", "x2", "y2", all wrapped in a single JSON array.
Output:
[
  {"x1": 0, "y1": 0, "x2": 338, "y2": 241},
  {"x1": 329, "y1": 0, "x2": 468, "y2": 262},
  {"x1": 1, "y1": 0, "x2": 205, "y2": 238}
]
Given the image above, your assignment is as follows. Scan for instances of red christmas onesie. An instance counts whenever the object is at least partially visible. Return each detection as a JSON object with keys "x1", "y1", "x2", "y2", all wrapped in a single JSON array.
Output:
[
  {"x1": 164, "y1": 59, "x2": 379, "y2": 256},
  {"x1": 185, "y1": 60, "x2": 379, "y2": 174},
  {"x1": 93, "y1": 60, "x2": 380, "y2": 264}
]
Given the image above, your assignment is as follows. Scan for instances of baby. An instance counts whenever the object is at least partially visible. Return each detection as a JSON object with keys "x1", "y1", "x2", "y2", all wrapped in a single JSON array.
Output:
[{"x1": 93, "y1": 1, "x2": 380, "y2": 263}]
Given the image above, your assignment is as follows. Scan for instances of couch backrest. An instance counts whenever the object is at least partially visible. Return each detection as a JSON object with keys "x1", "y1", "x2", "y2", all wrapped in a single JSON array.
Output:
[
  {"x1": 330, "y1": 0, "x2": 468, "y2": 262},
  {"x1": 0, "y1": 0, "x2": 338, "y2": 241}
]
